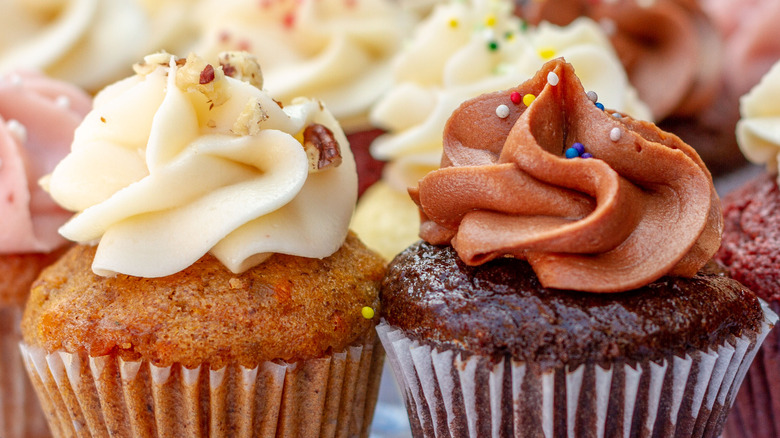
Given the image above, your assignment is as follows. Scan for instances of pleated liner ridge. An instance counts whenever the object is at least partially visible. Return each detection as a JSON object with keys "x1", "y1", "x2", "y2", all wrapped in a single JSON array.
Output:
[
  {"x1": 20, "y1": 331, "x2": 384, "y2": 438},
  {"x1": 377, "y1": 301, "x2": 778, "y2": 438}
]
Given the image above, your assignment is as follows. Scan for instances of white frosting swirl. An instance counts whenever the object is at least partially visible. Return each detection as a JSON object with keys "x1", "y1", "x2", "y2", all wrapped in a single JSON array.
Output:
[
  {"x1": 194, "y1": 0, "x2": 414, "y2": 131},
  {"x1": 369, "y1": 2, "x2": 652, "y2": 191},
  {"x1": 736, "y1": 60, "x2": 780, "y2": 175},
  {"x1": 48, "y1": 53, "x2": 357, "y2": 277}
]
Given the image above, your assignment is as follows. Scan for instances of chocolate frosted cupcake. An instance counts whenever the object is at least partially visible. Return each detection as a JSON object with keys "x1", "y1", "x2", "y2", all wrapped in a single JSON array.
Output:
[
  {"x1": 21, "y1": 52, "x2": 385, "y2": 437},
  {"x1": 377, "y1": 59, "x2": 775, "y2": 437}
]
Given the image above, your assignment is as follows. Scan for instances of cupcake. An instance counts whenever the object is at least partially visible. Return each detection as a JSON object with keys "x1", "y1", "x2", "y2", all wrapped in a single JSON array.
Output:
[
  {"x1": 353, "y1": 0, "x2": 651, "y2": 261},
  {"x1": 715, "y1": 60, "x2": 780, "y2": 438},
  {"x1": 377, "y1": 58, "x2": 775, "y2": 436},
  {"x1": 516, "y1": 0, "x2": 747, "y2": 175},
  {"x1": 21, "y1": 52, "x2": 386, "y2": 437},
  {"x1": 0, "y1": 71, "x2": 91, "y2": 438}
]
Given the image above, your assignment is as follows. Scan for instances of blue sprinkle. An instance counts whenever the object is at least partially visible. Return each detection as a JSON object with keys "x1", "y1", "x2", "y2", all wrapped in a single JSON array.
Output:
[
  {"x1": 581, "y1": 152, "x2": 593, "y2": 159},
  {"x1": 595, "y1": 102, "x2": 605, "y2": 110},
  {"x1": 565, "y1": 147, "x2": 580, "y2": 159},
  {"x1": 572, "y1": 142, "x2": 585, "y2": 154}
]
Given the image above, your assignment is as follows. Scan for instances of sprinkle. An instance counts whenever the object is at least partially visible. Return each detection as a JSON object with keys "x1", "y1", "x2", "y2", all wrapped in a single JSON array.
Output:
[
  {"x1": 581, "y1": 152, "x2": 593, "y2": 159},
  {"x1": 283, "y1": 12, "x2": 295, "y2": 28},
  {"x1": 100, "y1": 116, "x2": 106, "y2": 123},
  {"x1": 449, "y1": 18, "x2": 459, "y2": 28},
  {"x1": 586, "y1": 91, "x2": 598, "y2": 103},
  {"x1": 496, "y1": 104, "x2": 510, "y2": 118},
  {"x1": 547, "y1": 71, "x2": 559, "y2": 86},
  {"x1": 487, "y1": 40, "x2": 499, "y2": 51},
  {"x1": 538, "y1": 47, "x2": 556, "y2": 59},
  {"x1": 505, "y1": 31, "x2": 514, "y2": 41},
  {"x1": 6, "y1": 119, "x2": 27, "y2": 144},
  {"x1": 510, "y1": 91, "x2": 522, "y2": 104},
  {"x1": 595, "y1": 102, "x2": 605, "y2": 110},
  {"x1": 565, "y1": 147, "x2": 580, "y2": 159},
  {"x1": 572, "y1": 142, "x2": 585, "y2": 154},
  {"x1": 519, "y1": 20, "x2": 528, "y2": 32},
  {"x1": 612, "y1": 112, "x2": 623, "y2": 119},
  {"x1": 610, "y1": 127, "x2": 622, "y2": 142},
  {"x1": 522, "y1": 94, "x2": 536, "y2": 106},
  {"x1": 599, "y1": 17, "x2": 617, "y2": 36},
  {"x1": 55, "y1": 95, "x2": 70, "y2": 109},
  {"x1": 361, "y1": 306, "x2": 375, "y2": 319},
  {"x1": 485, "y1": 14, "x2": 497, "y2": 27}
]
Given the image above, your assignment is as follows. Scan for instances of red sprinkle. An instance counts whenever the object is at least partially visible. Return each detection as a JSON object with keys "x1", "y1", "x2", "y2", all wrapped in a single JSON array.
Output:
[
  {"x1": 283, "y1": 12, "x2": 295, "y2": 28},
  {"x1": 510, "y1": 91, "x2": 522, "y2": 104}
]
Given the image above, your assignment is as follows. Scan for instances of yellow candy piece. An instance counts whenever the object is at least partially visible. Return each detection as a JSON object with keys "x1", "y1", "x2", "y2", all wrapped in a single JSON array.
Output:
[
  {"x1": 538, "y1": 47, "x2": 556, "y2": 59},
  {"x1": 361, "y1": 306, "x2": 375, "y2": 319},
  {"x1": 449, "y1": 18, "x2": 458, "y2": 28},
  {"x1": 485, "y1": 15, "x2": 496, "y2": 27},
  {"x1": 523, "y1": 94, "x2": 536, "y2": 106}
]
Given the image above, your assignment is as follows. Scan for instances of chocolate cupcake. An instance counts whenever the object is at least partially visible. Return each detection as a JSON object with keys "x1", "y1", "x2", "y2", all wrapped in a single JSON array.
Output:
[
  {"x1": 377, "y1": 59, "x2": 775, "y2": 437},
  {"x1": 21, "y1": 52, "x2": 385, "y2": 437},
  {"x1": 715, "y1": 60, "x2": 780, "y2": 438}
]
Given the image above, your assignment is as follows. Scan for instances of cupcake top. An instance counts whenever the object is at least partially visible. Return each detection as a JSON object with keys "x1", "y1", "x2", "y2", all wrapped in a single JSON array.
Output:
[
  {"x1": 0, "y1": 71, "x2": 91, "y2": 254},
  {"x1": 369, "y1": 0, "x2": 650, "y2": 192},
  {"x1": 194, "y1": 0, "x2": 414, "y2": 131},
  {"x1": 735, "y1": 59, "x2": 780, "y2": 175},
  {"x1": 411, "y1": 58, "x2": 721, "y2": 293},
  {"x1": 45, "y1": 52, "x2": 357, "y2": 278},
  {"x1": 518, "y1": 0, "x2": 722, "y2": 120}
]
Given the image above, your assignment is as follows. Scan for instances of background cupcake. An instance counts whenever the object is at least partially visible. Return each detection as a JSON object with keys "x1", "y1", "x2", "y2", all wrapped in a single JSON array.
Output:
[
  {"x1": 0, "y1": 70, "x2": 91, "y2": 438},
  {"x1": 21, "y1": 52, "x2": 385, "y2": 437},
  {"x1": 378, "y1": 59, "x2": 774, "y2": 437},
  {"x1": 352, "y1": 0, "x2": 651, "y2": 261}
]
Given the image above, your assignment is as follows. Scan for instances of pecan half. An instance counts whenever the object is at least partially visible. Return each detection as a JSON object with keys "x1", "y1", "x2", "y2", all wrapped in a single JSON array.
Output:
[{"x1": 303, "y1": 124, "x2": 342, "y2": 172}]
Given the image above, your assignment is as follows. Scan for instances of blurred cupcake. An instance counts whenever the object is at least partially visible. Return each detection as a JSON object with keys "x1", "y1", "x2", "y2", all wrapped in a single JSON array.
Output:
[
  {"x1": 21, "y1": 52, "x2": 385, "y2": 437},
  {"x1": 516, "y1": 0, "x2": 746, "y2": 175},
  {"x1": 0, "y1": 71, "x2": 90, "y2": 438},
  {"x1": 715, "y1": 60, "x2": 780, "y2": 438},
  {"x1": 353, "y1": 0, "x2": 650, "y2": 261},
  {"x1": 378, "y1": 59, "x2": 775, "y2": 437}
]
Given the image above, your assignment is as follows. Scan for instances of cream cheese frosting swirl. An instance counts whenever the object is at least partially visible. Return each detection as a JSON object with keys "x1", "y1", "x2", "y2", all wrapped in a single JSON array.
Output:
[
  {"x1": 47, "y1": 52, "x2": 357, "y2": 278},
  {"x1": 194, "y1": 0, "x2": 413, "y2": 131},
  {"x1": 736, "y1": 60, "x2": 780, "y2": 176},
  {"x1": 411, "y1": 59, "x2": 721, "y2": 293},
  {"x1": 0, "y1": 71, "x2": 91, "y2": 253}
]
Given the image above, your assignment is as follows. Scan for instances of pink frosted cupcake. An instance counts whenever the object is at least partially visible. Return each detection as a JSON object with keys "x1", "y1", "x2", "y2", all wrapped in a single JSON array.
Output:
[{"x1": 0, "y1": 71, "x2": 91, "y2": 438}]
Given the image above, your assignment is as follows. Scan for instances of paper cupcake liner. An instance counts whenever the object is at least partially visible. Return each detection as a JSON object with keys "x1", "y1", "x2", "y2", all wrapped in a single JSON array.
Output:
[
  {"x1": 20, "y1": 332, "x2": 384, "y2": 438},
  {"x1": 377, "y1": 301, "x2": 777, "y2": 438},
  {"x1": 0, "y1": 306, "x2": 51, "y2": 438},
  {"x1": 724, "y1": 300, "x2": 780, "y2": 438}
]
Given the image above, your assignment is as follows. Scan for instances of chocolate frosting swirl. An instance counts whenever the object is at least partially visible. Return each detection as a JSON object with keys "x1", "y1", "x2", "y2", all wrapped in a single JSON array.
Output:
[{"x1": 410, "y1": 59, "x2": 722, "y2": 293}]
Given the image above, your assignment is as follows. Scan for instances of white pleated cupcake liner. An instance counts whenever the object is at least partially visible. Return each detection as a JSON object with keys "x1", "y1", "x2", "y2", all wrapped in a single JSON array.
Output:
[
  {"x1": 724, "y1": 300, "x2": 780, "y2": 438},
  {"x1": 20, "y1": 332, "x2": 384, "y2": 438},
  {"x1": 377, "y1": 300, "x2": 777, "y2": 438},
  {"x1": 0, "y1": 306, "x2": 50, "y2": 438}
]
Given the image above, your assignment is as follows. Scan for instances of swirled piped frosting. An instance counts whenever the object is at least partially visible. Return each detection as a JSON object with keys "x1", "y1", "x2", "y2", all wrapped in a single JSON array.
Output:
[
  {"x1": 411, "y1": 59, "x2": 722, "y2": 293},
  {"x1": 736, "y1": 60, "x2": 780, "y2": 175},
  {"x1": 46, "y1": 52, "x2": 357, "y2": 278},
  {"x1": 518, "y1": 0, "x2": 722, "y2": 120},
  {"x1": 194, "y1": 0, "x2": 413, "y2": 131},
  {"x1": 0, "y1": 71, "x2": 91, "y2": 254}
]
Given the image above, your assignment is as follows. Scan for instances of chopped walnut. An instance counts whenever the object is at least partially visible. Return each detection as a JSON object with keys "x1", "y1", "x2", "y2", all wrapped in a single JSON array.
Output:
[
  {"x1": 232, "y1": 97, "x2": 269, "y2": 136},
  {"x1": 303, "y1": 124, "x2": 342, "y2": 172},
  {"x1": 175, "y1": 54, "x2": 230, "y2": 107},
  {"x1": 218, "y1": 51, "x2": 264, "y2": 89}
]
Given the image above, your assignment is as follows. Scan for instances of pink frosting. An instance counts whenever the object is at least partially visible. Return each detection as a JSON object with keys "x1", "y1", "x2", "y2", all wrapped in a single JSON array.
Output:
[
  {"x1": 0, "y1": 71, "x2": 90, "y2": 254},
  {"x1": 702, "y1": 0, "x2": 780, "y2": 97}
]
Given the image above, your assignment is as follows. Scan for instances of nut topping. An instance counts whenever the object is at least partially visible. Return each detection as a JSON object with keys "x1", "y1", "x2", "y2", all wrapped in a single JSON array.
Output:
[{"x1": 303, "y1": 124, "x2": 342, "y2": 172}]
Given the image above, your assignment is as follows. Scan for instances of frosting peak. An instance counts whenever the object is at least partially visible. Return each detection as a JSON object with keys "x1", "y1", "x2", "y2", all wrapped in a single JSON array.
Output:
[
  {"x1": 47, "y1": 52, "x2": 357, "y2": 277},
  {"x1": 411, "y1": 59, "x2": 721, "y2": 293}
]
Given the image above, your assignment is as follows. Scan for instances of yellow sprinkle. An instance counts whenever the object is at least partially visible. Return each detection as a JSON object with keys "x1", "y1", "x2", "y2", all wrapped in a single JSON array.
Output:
[
  {"x1": 361, "y1": 306, "x2": 375, "y2": 319},
  {"x1": 523, "y1": 94, "x2": 536, "y2": 106},
  {"x1": 449, "y1": 18, "x2": 459, "y2": 28},
  {"x1": 485, "y1": 15, "x2": 496, "y2": 27},
  {"x1": 538, "y1": 47, "x2": 556, "y2": 59}
]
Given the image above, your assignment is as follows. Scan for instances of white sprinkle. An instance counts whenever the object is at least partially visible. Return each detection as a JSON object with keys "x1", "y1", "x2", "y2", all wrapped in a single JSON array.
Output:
[
  {"x1": 55, "y1": 95, "x2": 70, "y2": 109},
  {"x1": 586, "y1": 91, "x2": 598, "y2": 103},
  {"x1": 612, "y1": 112, "x2": 623, "y2": 119},
  {"x1": 637, "y1": 0, "x2": 656, "y2": 7},
  {"x1": 7, "y1": 119, "x2": 27, "y2": 144},
  {"x1": 610, "y1": 127, "x2": 622, "y2": 142},
  {"x1": 495, "y1": 104, "x2": 510, "y2": 119},
  {"x1": 547, "y1": 71, "x2": 559, "y2": 86},
  {"x1": 9, "y1": 74, "x2": 22, "y2": 87},
  {"x1": 599, "y1": 18, "x2": 617, "y2": 36}
]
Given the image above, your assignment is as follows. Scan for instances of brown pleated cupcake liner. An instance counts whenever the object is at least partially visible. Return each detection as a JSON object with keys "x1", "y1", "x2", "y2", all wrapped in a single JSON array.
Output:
[
  {"x1": 0, "y1": 306, "x2": 51, "y2": 438},
  {"x1": 377, "y1": 301, "x2": 777, "y2": 438},
  {"x1": 20, "y1": 331, "x2": 384, "y2": 438},
  {"x1": 724, "y1": 300, "x2": 780, "y2": 438}
]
